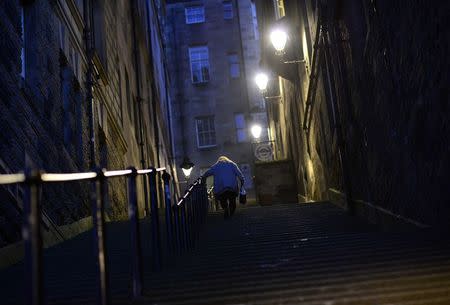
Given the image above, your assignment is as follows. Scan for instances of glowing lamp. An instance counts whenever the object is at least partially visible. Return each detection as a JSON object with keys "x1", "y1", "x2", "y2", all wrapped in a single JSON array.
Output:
[
  {"x1": 270, "y1": 29, "x2": 288, "y2": 54},
  {"x1": 251, "y1": 124, "x2": 262, "y2": 139},
  {"x1": 254, "y1": 73, "x2": 269, "y2": 91},
  {"x1": 180, "y1": 157, "x2": 194, "y2": 178}
]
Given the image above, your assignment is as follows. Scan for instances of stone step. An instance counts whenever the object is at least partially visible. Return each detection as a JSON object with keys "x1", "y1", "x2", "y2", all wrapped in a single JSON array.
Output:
[{"x1": 0, "y1": 202, "x2": 449, "y2": 305}]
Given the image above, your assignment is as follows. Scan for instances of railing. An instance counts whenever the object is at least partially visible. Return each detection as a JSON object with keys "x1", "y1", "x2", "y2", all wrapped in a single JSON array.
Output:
[{"x1": 0, "y1": 166, "x2": 209, "y2": 305}]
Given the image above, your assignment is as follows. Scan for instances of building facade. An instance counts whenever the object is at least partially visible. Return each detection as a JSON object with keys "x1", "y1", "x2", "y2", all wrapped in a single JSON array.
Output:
[
  {"x1": 165, "y1": 0, "x2": 267, "y2": 195},
  {"x1": 0, "y1": 0, "x2": 176, "y2": 252},
  {"x1": 255, "y1": 0, "x2": 449, "y2": 227}
]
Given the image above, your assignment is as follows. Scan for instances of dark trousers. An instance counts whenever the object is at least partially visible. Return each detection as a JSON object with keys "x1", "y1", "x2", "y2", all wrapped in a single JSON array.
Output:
[{"x1": 216, "y1": 190, "x2": 237, "y2": 216}]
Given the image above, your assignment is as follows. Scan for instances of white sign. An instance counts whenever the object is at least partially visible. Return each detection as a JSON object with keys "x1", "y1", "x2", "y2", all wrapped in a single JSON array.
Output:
[{"x1": 254, "y1": 143, "x2": 273, "y2": 161}]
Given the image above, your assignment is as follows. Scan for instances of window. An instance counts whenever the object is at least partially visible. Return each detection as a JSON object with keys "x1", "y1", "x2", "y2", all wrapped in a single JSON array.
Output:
[
  {"x1": 274, "y1": 0, "x2": 285, "y2": 19},
  {"x1": 223, "y1": 1, "x2": 233, "y2": 19},
  {"x1": 251, "y1": 2, "x2": 259, "y2": 40},
  {"x1": 234, "y1": 113, "x2": 247, "y2": 143},
  {"x1": 93, "y1": 0, "x2": 107, "y2": 68},
  {"x1": 20, "y1": 6, "x2": 26, "y2": 79},
  {"x1": 228, "y1": 53, "x2": 240, "y2": 78},
  {"x1": 185, "y1": 6, "x2": 205, "y2": 24},
  {"x1": 189, "y1": 46, "x2": 210, "y2": 83},
  {"x1": 196, "y1": 117, "x2": 216, "y2": 148}
]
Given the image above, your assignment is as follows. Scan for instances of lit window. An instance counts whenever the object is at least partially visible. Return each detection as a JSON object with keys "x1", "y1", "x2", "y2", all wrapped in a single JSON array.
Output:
[
  {"x1": 274, "y1": 0, "x2": 285, "y2": 19},
  {"x1": 185, "y1": 6, "x2": 205, "y2": 24},
  {"x1": 223, "y1": 2, "x2": 233, "y2": 19},
  {"x1": 189, "y1": 46, "x2": 210, "y2": 83},
  {"x1": 234, "y1": 113, "x2": 247, "y2": 143},
  {"x1": 196, "y1": 117, "x2": 216, "y2": 148},
  {"x1": 228, "y1": 53, "x2": 240, "y2": 78}
]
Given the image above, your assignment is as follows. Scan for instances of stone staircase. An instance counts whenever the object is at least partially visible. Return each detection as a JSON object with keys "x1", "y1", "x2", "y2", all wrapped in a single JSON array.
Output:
[{"x1": 1, "y1": 202, "x2": 450, "y2": 304}]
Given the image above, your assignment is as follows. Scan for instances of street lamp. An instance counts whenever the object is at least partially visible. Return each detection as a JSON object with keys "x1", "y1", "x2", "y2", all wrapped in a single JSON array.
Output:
[
  {"x1": 254, "y1": 72, "x2": 269, "y2": 92},
  {"x1": 254, "y1": 72, "x2": 281, "y2": 101},
  {"x1": 269, "y1": 28, "x2": 306, "y2": 64},
  {"x1": 270, "y1": 29, "x2": 288, "y2": 55},
  {"x1": 180, "y1": 157, "x2": 194, "y2": 178},
  {"x1": 251, "y1": 124, "x2": 262, "y2": 140}
]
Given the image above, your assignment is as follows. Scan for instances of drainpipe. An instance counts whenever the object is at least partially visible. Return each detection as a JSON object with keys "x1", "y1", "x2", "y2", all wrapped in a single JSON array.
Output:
[
  {"x1": 143, "y1": 1, "x2": 162, "y2": 170},
  {"x1": 169, "y1": 9, "x2": 186, "y2": 172},
  {"x1": 131, "y1": 0, "x2": 150, "y2": 216},
  {"x1": 235, "y1": 0, "x2": 252, "y2": 114},
  {"x1": 83, "y1": 0, "x2": 96, "y2": 169},
  {"x1": 146, "y1": 0, "x2": 176, "y2": 171},
  {"x1": 321, "y1": 15, "x2": 354, "y2": 214}
]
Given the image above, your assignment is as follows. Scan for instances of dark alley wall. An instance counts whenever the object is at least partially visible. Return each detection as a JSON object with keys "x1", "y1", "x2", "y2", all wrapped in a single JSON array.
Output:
[
  {"x1": 256, "y1": 0, "x2": 449, "y2": 227},
  {"x1": 333, "y1": 0, "x2": 449, "y2": 226}
]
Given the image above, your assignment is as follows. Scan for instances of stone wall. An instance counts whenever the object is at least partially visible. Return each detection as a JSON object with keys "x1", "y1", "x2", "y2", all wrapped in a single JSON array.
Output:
[
  {"x1": 257, "y1": 0, "x2": 449, "y2": 228},
  {"x1": 0, "y1": 0, "x2": 176, "y2": 252},
  {"x1": 0, "y1": 0, "x2": 90, "y2": 248},
  {"x1": 332, "y1": 0, "x2": 450, "y2": 226}
]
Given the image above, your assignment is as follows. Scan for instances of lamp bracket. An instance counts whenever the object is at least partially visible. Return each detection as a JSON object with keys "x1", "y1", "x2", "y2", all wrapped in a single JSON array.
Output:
[
  {"x1": 283, "y1": 59, "x2": 306, "y2": 64},
  {"x1": 264, "y1": 95, "x2": 282, "y2": 100}
]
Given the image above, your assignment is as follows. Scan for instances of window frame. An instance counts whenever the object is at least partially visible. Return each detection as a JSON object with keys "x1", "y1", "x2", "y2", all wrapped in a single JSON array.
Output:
[
  {"x1": 185, "y1": 6, "x2": 205, "y2": 24},
  {"x1": 228, "y1": 53, "x2": 240, "y2": 78},
  {"x1": 189, "y1": 46, "x2": 210, "y2": 84},
  {"x1": 195, "y1": 116, "x2": 217, "y2": 148},
  {"x1": 223, "y1": 1, "x2": 233, "y2": 20},
  {"x1": 234, "y1": 113, "x2": 247, "y2": 143}
]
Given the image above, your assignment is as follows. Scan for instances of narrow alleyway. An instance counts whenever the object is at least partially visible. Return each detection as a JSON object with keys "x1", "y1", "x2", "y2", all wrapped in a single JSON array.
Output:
[{"x1": 1, "y1": 202, "x2": 450, "y2": 304}]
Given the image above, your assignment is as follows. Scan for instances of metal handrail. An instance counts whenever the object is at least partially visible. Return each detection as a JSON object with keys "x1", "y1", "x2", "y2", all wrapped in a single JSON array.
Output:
[
  {"x1": 0, "y1": 165, "x2": 209, "y2": 305},
  {"x1": 0, "y1": 167, "x2": 168, "y2": 184},
  {"x1": 176, "y1": 178, "x2": 201, "y2": 206},
  {"x1": 207, "y1": 186, "x2": 214, "y2": 194},
  {"x1": 0, "y1": 173, "x2": 26, "y2": 184}
]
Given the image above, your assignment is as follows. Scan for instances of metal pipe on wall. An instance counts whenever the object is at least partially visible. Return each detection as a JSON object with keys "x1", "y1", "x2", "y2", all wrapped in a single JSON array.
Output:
[
  {"x1": 321, "y1": 13, "x2": 354, "y2": 214},
  {"x1": 83, "y1": 0, "x2": 96, "y2": 169},
  {"x1": 131, "y1": 0, "x2": 150, "y2": 216}
]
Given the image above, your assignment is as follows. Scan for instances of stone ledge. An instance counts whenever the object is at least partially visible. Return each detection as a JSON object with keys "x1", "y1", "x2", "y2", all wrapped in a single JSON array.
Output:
[{"x1": 328, "y1": 188, "x2": 429, "y2": 230}]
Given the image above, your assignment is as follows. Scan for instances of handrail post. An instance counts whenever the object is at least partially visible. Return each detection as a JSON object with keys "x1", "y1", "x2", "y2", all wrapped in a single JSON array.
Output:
[
  {"x1": 186, "y1": 192, "x2": 194, "y2": 249},
  {"x1": 204, "y1": 183, "x2": 209, "y2": 219},
  {"x1": 149, "y1": 168, "x2": 162, "y2": 271},
  {"x1": 162, "y1": 171, "x2": 173, "y2": 253},
  {"x1": 200, "y1": 182, "x2": 207, "y2": 223},
  {"x1": 23, "y1": 168, "x2": 43, "y2": 305},
  {"x1": 192, "y1": 186, "x2": 200, "y2": 242},
  {"x1": 127, "y1": 167, "x2": 142, "y2": 298},
  {"x1": 181, "y1": 191, "x2": 189, "y2": 251},
  {"x1": 172, "y1": 203, "x2": 181, "y2": 254},
  {"x1": 92, "y1": 168, "x2": 109, "y2": 305}
]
